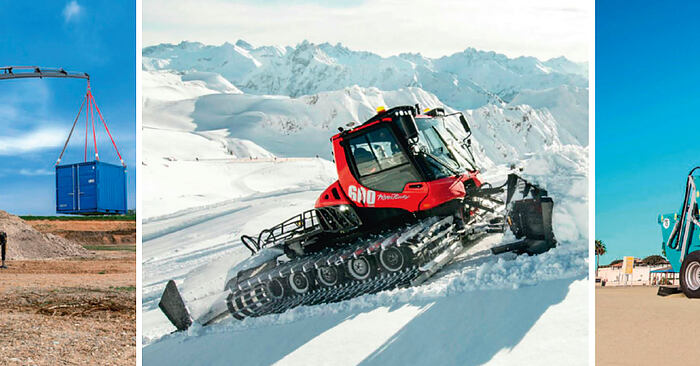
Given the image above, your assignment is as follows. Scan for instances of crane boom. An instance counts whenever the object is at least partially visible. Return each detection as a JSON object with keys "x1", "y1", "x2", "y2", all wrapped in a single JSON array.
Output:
[{"x1": 0, "y1": 66, "x2": 89, "y2": 81}]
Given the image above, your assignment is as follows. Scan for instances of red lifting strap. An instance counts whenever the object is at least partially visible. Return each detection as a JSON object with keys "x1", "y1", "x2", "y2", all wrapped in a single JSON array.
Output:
[
  {"x1": 90, "y1": 90, "x2": 99, "y2": 161},
  {"x1": 56, "y1": 80, "x2": 126, "y2": 167},
  {"x1": 84, "y1": 90, "x2": 89, "y2": 162},
  {"x1": 92, "y1": 93, "x2": 125, "y2": 167}
]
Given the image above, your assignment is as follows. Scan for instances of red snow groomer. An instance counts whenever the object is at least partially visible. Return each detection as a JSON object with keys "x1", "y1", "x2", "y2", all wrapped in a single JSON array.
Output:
[{"x1": 160, "y1": 105, "x2": 556, "y2": 330}]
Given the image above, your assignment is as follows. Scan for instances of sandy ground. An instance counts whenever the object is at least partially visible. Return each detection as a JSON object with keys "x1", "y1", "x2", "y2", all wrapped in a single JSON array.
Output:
[
  {"x1": 0, "y1": 251, "x2": 136, "y2": 366},
  {"x1": 596, "y1": 286, "x2": 700, "y2": 366}
]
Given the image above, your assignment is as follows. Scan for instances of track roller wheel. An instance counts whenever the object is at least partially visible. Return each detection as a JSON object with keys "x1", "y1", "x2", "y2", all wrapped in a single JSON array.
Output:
[
  {"x1": 379, "y1": 246, "x2": 411, "y2": 272},
  {"x1": 265, "y1": 277, "x2": 286, "y2": 299},
  {"x1": 346, "y1": 255, "x2": 376, "y2": 281},
  {"x1": 317, "y1": 265, "x2": 343, "y2": 287},
  {"x1": 288, "y1": 272, "x2": 313, "y2": 294}
]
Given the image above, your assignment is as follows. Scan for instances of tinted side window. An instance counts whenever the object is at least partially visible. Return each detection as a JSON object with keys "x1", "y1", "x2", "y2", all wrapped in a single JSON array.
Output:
[{"x1": 348, "y1": 127, "x2": 420, "y2": 192}]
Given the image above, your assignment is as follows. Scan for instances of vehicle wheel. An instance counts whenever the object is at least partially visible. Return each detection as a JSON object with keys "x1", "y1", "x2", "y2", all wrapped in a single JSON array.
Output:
[
  {"x1": 680, "y1": 251, "x2": 700, "y2": 298},
  {"x1": 317, "y1": 265, "x2": 343, "y2": 287},
  {"x1": 288, "y1": 272, "x2": 313, "y2": 294},
  {"x1": 346, "y1": 256, "x2": 376, "y2": 281},
  {"x1": 265, "y1": 277, "x2": 286, "y2": 299},
  {"x1": 379, "y1": 247, "x2": 409, "y2": 272}
]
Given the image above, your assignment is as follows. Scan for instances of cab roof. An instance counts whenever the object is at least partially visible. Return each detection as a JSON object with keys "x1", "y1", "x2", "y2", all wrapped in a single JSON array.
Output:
[{"x1": 331, "y1": 105, "x2": 441, "y2": 141}]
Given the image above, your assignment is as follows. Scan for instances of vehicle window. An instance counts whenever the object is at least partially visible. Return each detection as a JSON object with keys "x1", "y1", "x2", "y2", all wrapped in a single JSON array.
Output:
[
  {"x1": 348, "y1": 127, "x2": 420, "y2": 193},
  {"x1": 416, "y1": 118, "x2": 459, "y2": 171},
  {"x1": 349, "y1": 140, "x2": 380, "y2": 176}
]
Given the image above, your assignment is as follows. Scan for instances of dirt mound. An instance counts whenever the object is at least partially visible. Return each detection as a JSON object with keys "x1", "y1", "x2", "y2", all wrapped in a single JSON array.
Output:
[{"x1": 0, "y1": 210, "x2": 90, "y2": 260}]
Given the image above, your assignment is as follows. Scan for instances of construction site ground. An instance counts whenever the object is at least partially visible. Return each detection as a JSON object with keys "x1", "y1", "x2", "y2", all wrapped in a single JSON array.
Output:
[
  {"x1": 0, "y1": 220, "x2": 135, "y2": 366},
  {"x1": 25, "y1": 219, "x2": 136, "y2": 246}
]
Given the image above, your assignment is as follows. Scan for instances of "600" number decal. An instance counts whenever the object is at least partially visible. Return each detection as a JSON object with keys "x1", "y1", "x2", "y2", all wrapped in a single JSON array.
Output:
[{"x1": 348, "y1": 185, "x2": 376, "y2": 205}]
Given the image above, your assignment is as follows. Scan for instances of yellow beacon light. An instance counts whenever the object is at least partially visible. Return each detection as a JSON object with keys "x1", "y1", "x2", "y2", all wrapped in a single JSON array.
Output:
[{"x1": 376, "y1": 106, "x2": 386, "y2": 113}]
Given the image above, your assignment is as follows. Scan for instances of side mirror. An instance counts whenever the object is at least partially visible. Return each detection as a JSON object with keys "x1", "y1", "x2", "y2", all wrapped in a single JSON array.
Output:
[
  {"x1": 397, "y1": 114, "x2": 419, "y2": 141},
  {"x1": 459, "y1": 114, "x2": 471, "y2": 134}
]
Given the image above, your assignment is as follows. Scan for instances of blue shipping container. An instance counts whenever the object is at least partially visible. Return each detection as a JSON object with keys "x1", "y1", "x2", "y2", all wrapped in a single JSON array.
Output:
[{"x1": 56, "y1": 161, "x2": 127, "y2": 215}]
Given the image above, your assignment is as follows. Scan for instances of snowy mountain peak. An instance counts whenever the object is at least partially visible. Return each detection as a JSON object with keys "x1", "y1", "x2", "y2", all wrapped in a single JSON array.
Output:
[
  {"x1": 235, "y1": 39, "x2": 254, "y2": 51},
  {"x1": 543, "y1": 56, "x2": 588, "y2": 77},
  {"x1": 176, "y1": 40, "x2": 205, "y2": 50},
  {"x1": 143, "y1": 40, "x2": 587, "y2": 111}
]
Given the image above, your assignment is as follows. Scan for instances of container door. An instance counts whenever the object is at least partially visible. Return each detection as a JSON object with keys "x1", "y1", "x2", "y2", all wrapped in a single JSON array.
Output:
[
  {"x1": 95, "y1": 163, "x2": 128, "y2": 214},
  {"x1": 77, "y1": 164, "x2": 98, "y2": 211},
  {"x1": 56, "y1": 165, "x2": 77, "y2": 212}
]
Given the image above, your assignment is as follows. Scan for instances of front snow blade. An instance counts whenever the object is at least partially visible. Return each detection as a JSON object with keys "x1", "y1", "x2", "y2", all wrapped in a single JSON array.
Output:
[
  {"x1": 490, "y1": 239, "x2": 553, "y2": 255},
  {"x1": 159, "y1": 280, "x2": 193, "y2": 332},
  {"x1": 492, "y1": 175, "x2": 556, "y2": 256},
  {"x1": 490, "y1": 240, "x2": 530, "y2": 255}
]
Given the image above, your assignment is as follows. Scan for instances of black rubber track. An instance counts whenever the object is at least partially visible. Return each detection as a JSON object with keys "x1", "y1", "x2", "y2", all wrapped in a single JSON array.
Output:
[{"x1": 226, "y1": 217, "x2": 460, "y2": 320}]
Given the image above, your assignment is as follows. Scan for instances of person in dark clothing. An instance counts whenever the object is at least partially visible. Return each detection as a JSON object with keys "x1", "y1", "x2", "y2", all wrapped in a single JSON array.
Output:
[{"x1": 0, "y1": 231, "x2": 7, "y2": 268}]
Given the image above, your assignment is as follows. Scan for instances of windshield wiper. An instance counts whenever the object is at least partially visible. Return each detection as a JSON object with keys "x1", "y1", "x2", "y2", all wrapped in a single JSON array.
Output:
[
  {"x1": 423, "y1": 151, "x2": 460, "y2": 176},
  {"x1": 438, "y1": 125, "x2": 477, "y2": 171}
]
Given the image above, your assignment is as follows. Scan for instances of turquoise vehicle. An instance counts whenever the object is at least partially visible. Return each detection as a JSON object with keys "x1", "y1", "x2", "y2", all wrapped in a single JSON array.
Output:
[{"x1": 658, "y1": 167, "x2": 700, "y2": 298}]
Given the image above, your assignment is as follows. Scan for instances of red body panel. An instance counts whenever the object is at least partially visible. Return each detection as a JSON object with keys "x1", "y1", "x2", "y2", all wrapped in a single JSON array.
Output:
[
  {"x1": 419, "y1": 171, "x2": 481, "y2": 211},
  {"x1": 314, "y1": 120, "x2": 482, "y2": 213},
  {"x1": 314, "y1": 180, "x2": 352, "y2": 207}
]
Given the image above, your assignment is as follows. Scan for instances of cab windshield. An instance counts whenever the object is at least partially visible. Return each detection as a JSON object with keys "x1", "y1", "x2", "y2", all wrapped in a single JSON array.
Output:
[{"x1": 415, "y1": 117, "x2": 460, "y2": 172}]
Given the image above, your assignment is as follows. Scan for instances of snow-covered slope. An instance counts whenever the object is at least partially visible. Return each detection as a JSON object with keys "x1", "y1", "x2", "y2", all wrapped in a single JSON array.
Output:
[
  {"x1": 510, "y1": 85, "x2": 588, "y2": 145},
  {"x1": 141, "y1": 145, "x2": 589, "y2": 365},
  {"x1": 142, "y1": 70, "x2": 241, "y2": 102}
]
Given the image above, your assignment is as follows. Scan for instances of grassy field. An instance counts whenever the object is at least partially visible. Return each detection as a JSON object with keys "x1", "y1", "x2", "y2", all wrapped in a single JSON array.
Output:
[{"x1": 20, "y1": 214, "x2": 136, "y2": 221}]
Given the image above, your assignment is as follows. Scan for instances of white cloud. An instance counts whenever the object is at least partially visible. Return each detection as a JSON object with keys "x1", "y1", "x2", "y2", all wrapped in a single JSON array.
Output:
[
  {"x1": 143, "y1": 0, "x2": 590, "y2": 61},
  {"x1": 18, "y1": 168, "x2": 54, "y2": 176},
  {"x1": 63, "y1": 0, "x2": 82, "y2": 23},
  {"x1": 0, "y1": 127, "x2": 67, "y2": 155}
]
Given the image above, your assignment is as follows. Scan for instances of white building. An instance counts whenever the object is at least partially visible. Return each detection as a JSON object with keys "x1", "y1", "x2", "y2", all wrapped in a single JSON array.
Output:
[{"x1": 597, "y1": 260, "x2": 672, "y2": 286}]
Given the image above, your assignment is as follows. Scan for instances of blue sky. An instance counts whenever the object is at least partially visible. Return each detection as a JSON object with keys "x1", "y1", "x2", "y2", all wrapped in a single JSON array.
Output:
[
  {"x1": 0, "y1": 1, "x2": 135, "y2": 215},
  {"x1": 596, "y1": 1, "x2": 700, "y2": 264}
]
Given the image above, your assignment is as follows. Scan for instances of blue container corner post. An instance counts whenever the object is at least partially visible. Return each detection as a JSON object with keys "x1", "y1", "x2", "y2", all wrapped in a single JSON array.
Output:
[{"x1": 55, "y1": 161, "x2": 128, "y2": 215}]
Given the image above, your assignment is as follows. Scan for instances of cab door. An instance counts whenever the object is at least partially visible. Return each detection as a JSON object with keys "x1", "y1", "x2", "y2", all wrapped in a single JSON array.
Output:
[{"x1": 337, "y1": 125, "x2": 428, "y2": 212}]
